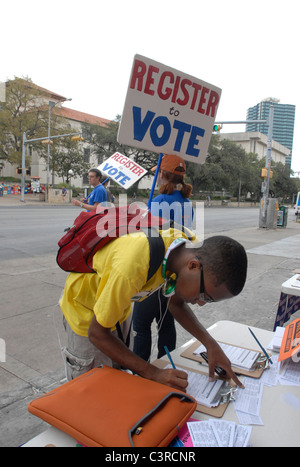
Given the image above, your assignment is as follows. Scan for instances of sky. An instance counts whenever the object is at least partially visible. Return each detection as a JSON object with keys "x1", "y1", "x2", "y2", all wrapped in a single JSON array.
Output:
[{"x1": 1, "y1": 0, "x2": 299, "y2": 172}]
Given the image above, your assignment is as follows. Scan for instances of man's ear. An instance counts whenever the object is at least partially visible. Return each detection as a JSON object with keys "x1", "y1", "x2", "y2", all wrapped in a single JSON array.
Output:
[{"x1": 188, "y1": 258, "x2": 201, "y2": 271}]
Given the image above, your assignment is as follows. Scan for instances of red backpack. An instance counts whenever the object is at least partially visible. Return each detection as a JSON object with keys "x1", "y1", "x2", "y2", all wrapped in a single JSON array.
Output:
[{"x1": 56, "y1": 205, "x2": 167, "y2": 274}]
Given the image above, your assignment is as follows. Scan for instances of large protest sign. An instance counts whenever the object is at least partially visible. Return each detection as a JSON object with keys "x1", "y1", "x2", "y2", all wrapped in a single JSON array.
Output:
[
  {"x1": 98, "y1": 152, "x2": 147, "y2": 189},
  {"x1": 118, "y1": 54, "x2": 222, "y2": 164}
]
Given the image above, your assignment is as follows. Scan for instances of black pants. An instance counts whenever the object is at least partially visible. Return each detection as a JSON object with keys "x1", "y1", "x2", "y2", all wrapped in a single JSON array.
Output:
[{"x1": 132, "y1": 289, "x2": 176, "y2": 361}]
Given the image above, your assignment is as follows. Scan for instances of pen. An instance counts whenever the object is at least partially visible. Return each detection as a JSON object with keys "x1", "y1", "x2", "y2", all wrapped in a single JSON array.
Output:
[
  {"x1": 164, "y1": 346, "x2": 176, "y2": 369},
  {"x1": 248, "y1": 327, "x2": 273, "y2": 364}
]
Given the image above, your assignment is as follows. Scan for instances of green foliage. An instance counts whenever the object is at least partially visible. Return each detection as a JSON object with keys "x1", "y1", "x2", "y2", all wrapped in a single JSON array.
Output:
[
  {"x1": 186, "y1": 135, "x2": 297, "y2": 201},
  {"x1": 48, "y1": 136, "x2": 90, "y2": 183},
  {"x1": 0, "y1": 77, "x2": 49, "y2": 165}
]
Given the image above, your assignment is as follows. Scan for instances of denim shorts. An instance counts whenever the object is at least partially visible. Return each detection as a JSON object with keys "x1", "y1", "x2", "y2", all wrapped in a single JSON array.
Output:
[{"x1": 62, "y1": 316, "x2": 133, "y2": 381}]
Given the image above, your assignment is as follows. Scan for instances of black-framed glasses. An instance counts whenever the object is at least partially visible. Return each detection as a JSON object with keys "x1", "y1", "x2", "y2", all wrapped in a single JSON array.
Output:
[{"x1": 195, "y1": 257, "x2": 215, "y2": 303}]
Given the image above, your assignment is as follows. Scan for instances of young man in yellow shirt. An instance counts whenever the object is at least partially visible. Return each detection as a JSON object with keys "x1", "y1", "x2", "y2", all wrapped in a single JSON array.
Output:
[{"x1": 60, "y1": 228, "x2": 247, "y2": 391}]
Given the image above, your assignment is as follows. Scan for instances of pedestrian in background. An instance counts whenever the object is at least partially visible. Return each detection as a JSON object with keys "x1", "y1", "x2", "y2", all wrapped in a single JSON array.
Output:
[
  {"x1": 133, "y1": 154, "x2": 194, "y2": 362},
  {"x1": 73, "y1": 168, "x2": 107, "y2": 211}
]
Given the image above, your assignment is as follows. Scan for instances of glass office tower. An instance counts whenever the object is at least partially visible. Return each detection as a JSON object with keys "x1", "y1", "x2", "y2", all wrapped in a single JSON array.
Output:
[{"x1": 246, "y1": 99, "x2": 296, "y2": 168}]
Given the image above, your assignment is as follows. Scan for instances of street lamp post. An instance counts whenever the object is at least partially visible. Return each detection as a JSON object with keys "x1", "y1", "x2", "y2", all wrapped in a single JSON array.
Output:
[{"x1": 46, "y1": 98, "x2": 72, "y2": 202}]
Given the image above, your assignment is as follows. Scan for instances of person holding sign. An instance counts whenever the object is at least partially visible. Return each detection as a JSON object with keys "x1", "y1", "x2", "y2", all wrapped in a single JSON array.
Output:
[
  {"x1": 73, "y1": 169, "x2": 107, "y2": 211},
  {"x1": 133, "y1": 154, "x2": 193, "y2": 361},
  {"x1": 60, "y1": 231, "x2": 247, "y2": 391}
]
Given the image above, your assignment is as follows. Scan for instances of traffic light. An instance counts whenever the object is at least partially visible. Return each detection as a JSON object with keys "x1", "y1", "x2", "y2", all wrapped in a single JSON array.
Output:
[
  {"x1": 16, "y1": 167, "x2": 22, "y2": 174},
  {"x1": 213, "y1": 124, "x2": 223, "y2": 132},
  {"x1": 261, "y1": 168, "x2": 268, "y2": 178},
  {"x1": 71, "y1": 135, "x2": 84, "y2": 141},
  {"x1": 261, "y1": 168, "x2": 273, "y2": 179}
]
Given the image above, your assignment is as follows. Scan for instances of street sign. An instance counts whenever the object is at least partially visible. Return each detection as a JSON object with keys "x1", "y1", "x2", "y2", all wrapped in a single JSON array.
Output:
[
  {"x1": 118, "y1": 54, "x2": 222, "y2": 164},
  {"x1": 97, "y1": 152, "x2": 147, "y2": 189}
]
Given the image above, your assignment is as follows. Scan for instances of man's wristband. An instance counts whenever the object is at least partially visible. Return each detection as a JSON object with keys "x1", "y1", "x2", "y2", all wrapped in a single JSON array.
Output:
[{"x1": 80, "y1": 203, "x2": 83, "y2": 208}]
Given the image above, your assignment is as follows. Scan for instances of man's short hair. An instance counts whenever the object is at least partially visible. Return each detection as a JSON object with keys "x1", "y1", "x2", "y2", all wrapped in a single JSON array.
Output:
[
  {"x1": 89, "y1": 168, "x2": 102, "y2": 179},
  {"x1": 194, "y1": 235, "x2": 247, "y2": 296}
]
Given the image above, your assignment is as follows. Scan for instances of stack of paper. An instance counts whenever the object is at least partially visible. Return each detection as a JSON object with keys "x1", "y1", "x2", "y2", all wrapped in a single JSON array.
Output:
[
  {"x1": 165, "y1": 364, "x2": 226, "y2": 407},
  {"x1": 194, "y1": 343, "x2": 260, "y2": 371},
  {"x1": 269, "y1": 326, "x2": 285, "y2": 352},
  {"x1": 187, "y1": 420, "x2": 252, "y2": 447}
]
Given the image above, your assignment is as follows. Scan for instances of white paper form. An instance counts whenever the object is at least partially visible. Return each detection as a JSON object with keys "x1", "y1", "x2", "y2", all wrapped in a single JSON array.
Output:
[
  {"x1": 259, "y1": 354, "x2": 279, "y2": 387},
  {"x1": 187, "y1": 420, "x2": 252, "y2": 447},
  {"x1": 211, "y1": 420, "x2": 235, "y2": 447},
  {"x1": 279, "y1": 359, "x2": 300, "y2": 386},
  {"x1": 194, "y1": 343, "x2": 259, "y2": 371},
  {"x1": 234, "y1": 377, "x2": 263, "y2": 417},
  {"x1": 235, "y1": 410, "x2": 264, "y2": 426},
  {"x1": 233, "y1": 424, "x2": 252, "y2": 447},
  {"x1": 165, "y1": 364, "x2": 224, "y2": 407},
  {"x1": 187, "y1": 421, "x2": 219, "y2": 447}
]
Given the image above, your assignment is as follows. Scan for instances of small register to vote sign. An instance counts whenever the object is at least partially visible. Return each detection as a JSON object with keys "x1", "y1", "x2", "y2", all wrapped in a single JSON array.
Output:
[
  {"x1": 97, "y1": 152, "x2": 147, "y2": 190},
  {"x1": 118, "y1": 54, "x2": 222, "y2": 164}
]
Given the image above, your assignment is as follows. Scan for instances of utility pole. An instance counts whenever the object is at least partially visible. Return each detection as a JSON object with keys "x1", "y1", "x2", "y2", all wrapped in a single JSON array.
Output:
[{"x1": 260, "y1": 104, "x2": 274, "y2": 226}]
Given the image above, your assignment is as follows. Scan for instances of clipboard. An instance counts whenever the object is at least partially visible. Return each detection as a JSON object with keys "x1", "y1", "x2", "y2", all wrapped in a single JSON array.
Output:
[
  {"x1": 153, "y1": 359, "x2": 236, "y2": 418},
  {"x1": 180, "y1": 340, "x2": 269, "y2": 379}
]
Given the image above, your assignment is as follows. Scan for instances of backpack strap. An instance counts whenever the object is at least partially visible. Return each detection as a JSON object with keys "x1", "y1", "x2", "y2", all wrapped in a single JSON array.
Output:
[
  {"x1": 145, "y1": 228, "x2": 165, "y2": 281},
  {"x1": 116, "y1": 228, "x2": 165, "y2": 347}
]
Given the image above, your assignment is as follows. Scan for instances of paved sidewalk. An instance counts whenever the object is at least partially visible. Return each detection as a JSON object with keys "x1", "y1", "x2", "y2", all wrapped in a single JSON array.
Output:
[
  {"x1": 0, "y1": 194, "x2": 68, "y2": 206},
  {"x1": 0, "y1": 204, "x2": 300, "y2": 446}
]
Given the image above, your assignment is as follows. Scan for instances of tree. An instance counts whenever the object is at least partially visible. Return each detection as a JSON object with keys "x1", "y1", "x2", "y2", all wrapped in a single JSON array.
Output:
[
  {"x1": 86, "y1": 115, "x2": 159, "y2": 174},
  {"x1": 272, "y1": 162, "x2": 298, "y2": 201},
  {"x1": 49, "y1": 137, "x2": 90, "y2": 184},
  {"x1": 0, "y1": 77, "x2": 48, "y2": 165},
  {"x1": 0, "y1": 77, "x2": 73, "y2": 175}
]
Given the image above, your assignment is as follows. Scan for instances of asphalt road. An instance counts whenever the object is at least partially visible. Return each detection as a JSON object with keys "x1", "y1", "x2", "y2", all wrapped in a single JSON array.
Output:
[{"x1": 0, "y1": 205, "x2": 261, "y2": 261}]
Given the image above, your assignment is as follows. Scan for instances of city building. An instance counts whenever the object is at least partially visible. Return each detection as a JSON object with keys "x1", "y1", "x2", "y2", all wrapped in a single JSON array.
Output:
[
  {"x1": 218, "y1": 131, "x2": 290, "y2": 165},
  {"x1": 246, "y1": 98, "x2": 296, "y2": 168}
]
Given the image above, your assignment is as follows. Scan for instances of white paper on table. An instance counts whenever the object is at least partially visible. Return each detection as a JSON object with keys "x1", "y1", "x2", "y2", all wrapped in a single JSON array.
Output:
[
  {"x1": 165, "y1": 364, "x2": 224, "y2": 407},
  {"x1": 233, "y1": 424, "x2": 252, "y2": 447},
  {"x1": 279, "y1": 359, "x2": 300, "y2": 386},
  {"x1": 234, "y1": 377, "x2": 263, "y2": 416},
  {"x1": 187, "y1": 420, "x2": 252, "y2": 447},
  {"x1": 235, "y1": 410, "x2": 264, "y2": 426},
  {"x1": 210, "y1": 420, "x2": 235, "y2": 447},
  {"x1": 187, "y1": 421, "x2": 219, "y2": 447},
  {"x1": 194, "y1": 343, "x2": 259, "y2": 371},
  {"x1": 259, "y1": 354, "x2": 279, "y2": 387}
]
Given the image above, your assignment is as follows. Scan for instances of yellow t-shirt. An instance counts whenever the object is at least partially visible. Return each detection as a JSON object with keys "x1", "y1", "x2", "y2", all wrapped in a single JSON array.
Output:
[{"x1": 60, "y1": 228, "x2": 195, "y2": 337}]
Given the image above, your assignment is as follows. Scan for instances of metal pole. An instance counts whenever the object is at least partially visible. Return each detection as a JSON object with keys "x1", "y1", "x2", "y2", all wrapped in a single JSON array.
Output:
[
  {"x1": 147, "y1": 152, "x2": 163, "y2": 209},
  {"x1": 46, "y1": 101, "x2": 55, "y2": 202},
  {"x1": 261, "y1": 104, "x2": 274, "y2": 223},
  {"x1": 25, "y1": 132, "x2": 81, "y2": 144},
  {"x1": 214, "y1": 120, "x2": 267, "y2": 125},
  {"x1": 21, "y1": 132, "x2": 26, "y2": 202}
]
